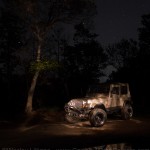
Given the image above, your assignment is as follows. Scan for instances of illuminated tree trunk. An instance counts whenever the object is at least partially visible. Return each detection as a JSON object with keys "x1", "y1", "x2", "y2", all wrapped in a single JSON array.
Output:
[
  {"x1": 25, "y1": 70, "x2": 40, "y2": 114},
  {"x1": 25, "y1": 40, "x2": 41, "y2": 114}
]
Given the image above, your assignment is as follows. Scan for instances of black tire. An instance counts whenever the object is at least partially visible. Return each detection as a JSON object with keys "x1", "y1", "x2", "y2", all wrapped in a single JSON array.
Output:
[
  {"x1": 121, "y1": 104, "x2": 133, "y2": 120},
  {"x1": 65, "y1": 113, "x2": 79, "y2": 123},
  {"x1": 89, "y1": 108, "x2": 107, "y2": 127}
]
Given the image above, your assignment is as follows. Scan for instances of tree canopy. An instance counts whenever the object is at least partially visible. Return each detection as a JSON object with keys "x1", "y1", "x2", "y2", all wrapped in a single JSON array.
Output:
[{"x1": 1, "y1": 0, "x2": 97, "y2": 114}]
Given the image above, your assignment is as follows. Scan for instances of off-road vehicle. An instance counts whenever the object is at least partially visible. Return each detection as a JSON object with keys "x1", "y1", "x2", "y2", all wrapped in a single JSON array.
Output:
[{"x1": 64, "y1": 83, "x2": 133, "y2": 127}]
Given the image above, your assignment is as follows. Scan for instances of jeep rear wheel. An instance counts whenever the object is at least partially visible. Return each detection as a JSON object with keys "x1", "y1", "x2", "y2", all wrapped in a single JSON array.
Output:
[
  {"x1": 89, "y1": 108, "x2": 107, "y2": 127},
  {"x1": 121, "y1": 104, "x2": 133, "y2": 120}
]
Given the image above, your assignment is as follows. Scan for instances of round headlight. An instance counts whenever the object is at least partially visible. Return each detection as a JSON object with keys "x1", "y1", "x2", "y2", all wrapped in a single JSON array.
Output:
[{"x1": 68, "y1": 100, "x2": 74, "y2": 106}]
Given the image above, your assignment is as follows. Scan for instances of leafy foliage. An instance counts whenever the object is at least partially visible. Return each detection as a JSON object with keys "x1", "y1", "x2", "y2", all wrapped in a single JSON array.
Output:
[
  {"x1": 106, "y1": 14, "x2": 150, "y2": 108},
  {"x1": 137, "y1": 13, "x2": 150, "y2": 90},
  {"x1": 30, "y1": 60, "x2": 60, "y2": 72},
  {"x1": 62, "y1": 22, "x2": 107, "y2": 97},
  {"x1": 106, "y1": 39, "x2": 138, "y2": 69},
  {"x1": 138, "y1": 14, "x2": 150, "y2": 52},
  {"x1": 0, "y1": 8, "x2": 24, "y2": 76}
]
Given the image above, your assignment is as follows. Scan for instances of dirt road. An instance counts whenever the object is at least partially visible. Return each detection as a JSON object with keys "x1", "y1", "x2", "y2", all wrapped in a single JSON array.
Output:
[{"x1": 0, "y1": 116, "x2": 150, "y2": 149}]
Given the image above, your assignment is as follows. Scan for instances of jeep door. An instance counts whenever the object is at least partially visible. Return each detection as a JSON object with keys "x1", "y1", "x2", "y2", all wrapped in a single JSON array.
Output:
[
  {"x1": 119, "y1": 85, "x2": 129, "y2": 106},
  {"x1": 109, "y1": 86, "x2": 120, "y2": 108}
]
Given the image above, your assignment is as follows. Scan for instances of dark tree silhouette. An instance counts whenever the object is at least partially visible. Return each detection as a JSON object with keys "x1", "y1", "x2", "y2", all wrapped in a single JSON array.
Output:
[
  {"x1": 3, "y1": 0, "x2": 96, "y2": 114},
  {"x1": 138, "y1": 14, "x2": 150, "y2": 75},
  {"x1": 63, "y1": 22, "x2": 106, "y2": 97},
  {"x1": 105, "y1": 39, "x2": 138, "y2": 82},
  {"x1": 0, "y1": 8, "x2": 24, "y2": 101},
  {"x1": 136, "y1": 14, "x2": 150, "y2": 108},
  {"x1": 106, "y1": 39, "x2": 139, "y2": 106},
  {"x1": 106, "y1": 39, "x2": 138, "y2": 70},
  {"x1": 0, "y1": 7, "x2": 27, "y2": 118},
  {"x1": 139, "y1": 14, "x2": 150, "y2": 53}
]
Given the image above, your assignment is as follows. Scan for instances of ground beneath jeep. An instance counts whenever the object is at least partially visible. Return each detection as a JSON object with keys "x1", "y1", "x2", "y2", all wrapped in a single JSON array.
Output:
[{"x1": 0, "y1": 112, "x2": 150, "y2": 149}]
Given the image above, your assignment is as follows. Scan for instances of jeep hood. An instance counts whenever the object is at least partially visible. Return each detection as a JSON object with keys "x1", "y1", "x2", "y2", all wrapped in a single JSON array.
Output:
[{"x1": 68, "y1": 93, "x2": 108, "y2": 109}]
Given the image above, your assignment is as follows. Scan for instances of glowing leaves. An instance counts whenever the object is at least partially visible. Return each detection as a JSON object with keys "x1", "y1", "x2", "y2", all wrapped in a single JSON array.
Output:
[{"x1": 30, "y1": 60, "x2": 60, "y2": 72}]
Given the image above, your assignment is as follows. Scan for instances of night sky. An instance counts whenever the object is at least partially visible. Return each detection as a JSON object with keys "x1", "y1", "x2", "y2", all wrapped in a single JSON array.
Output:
[{"x1": 94, "y1": 0, "x2": 150, "y2": 45}]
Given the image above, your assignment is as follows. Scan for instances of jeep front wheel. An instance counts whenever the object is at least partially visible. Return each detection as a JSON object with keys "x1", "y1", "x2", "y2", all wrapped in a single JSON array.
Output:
[
  {"x1": 89, "y1": 108, "x2": 107, "y2": 127},
  {"x1": 65, "y1": 113, "x2": 79, "y2": 123},
  {"x1": 121, "y1": 104, "x2": 133, "y2": 120}
]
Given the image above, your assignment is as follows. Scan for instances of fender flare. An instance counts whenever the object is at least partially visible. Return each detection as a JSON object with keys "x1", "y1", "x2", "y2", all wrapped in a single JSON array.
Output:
[
  {"x1": 123, "y1": 100, "x2": 133, "y2": 107},
  {"x1": 94, "y1": 104, "x2": 106, "y2": 112}
]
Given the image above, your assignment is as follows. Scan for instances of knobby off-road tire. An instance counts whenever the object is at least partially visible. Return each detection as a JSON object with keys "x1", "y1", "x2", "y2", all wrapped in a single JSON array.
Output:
[
  {"x1": 121, "y1": 104, "x2": 133, "y2": 120},
  {"x1": 89, "y1": 108, "x2": 107, "y2": 127}
]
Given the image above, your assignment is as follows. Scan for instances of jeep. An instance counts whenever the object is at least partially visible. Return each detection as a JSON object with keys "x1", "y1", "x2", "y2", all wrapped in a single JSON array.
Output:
[{"x1": 64, "y1": 83, "x2": 133, "y2": 127}]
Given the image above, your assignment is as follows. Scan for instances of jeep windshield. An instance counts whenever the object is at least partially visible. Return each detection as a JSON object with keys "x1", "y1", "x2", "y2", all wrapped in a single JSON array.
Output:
[{"x1": 86, "y1": 84, "x2": 110, "y2": 96}]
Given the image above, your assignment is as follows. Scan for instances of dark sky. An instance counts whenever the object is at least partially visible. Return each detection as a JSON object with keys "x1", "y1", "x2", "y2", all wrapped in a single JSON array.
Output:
[{"x1": 94, "y1": 0, "x2": 150, "y2": 45}]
